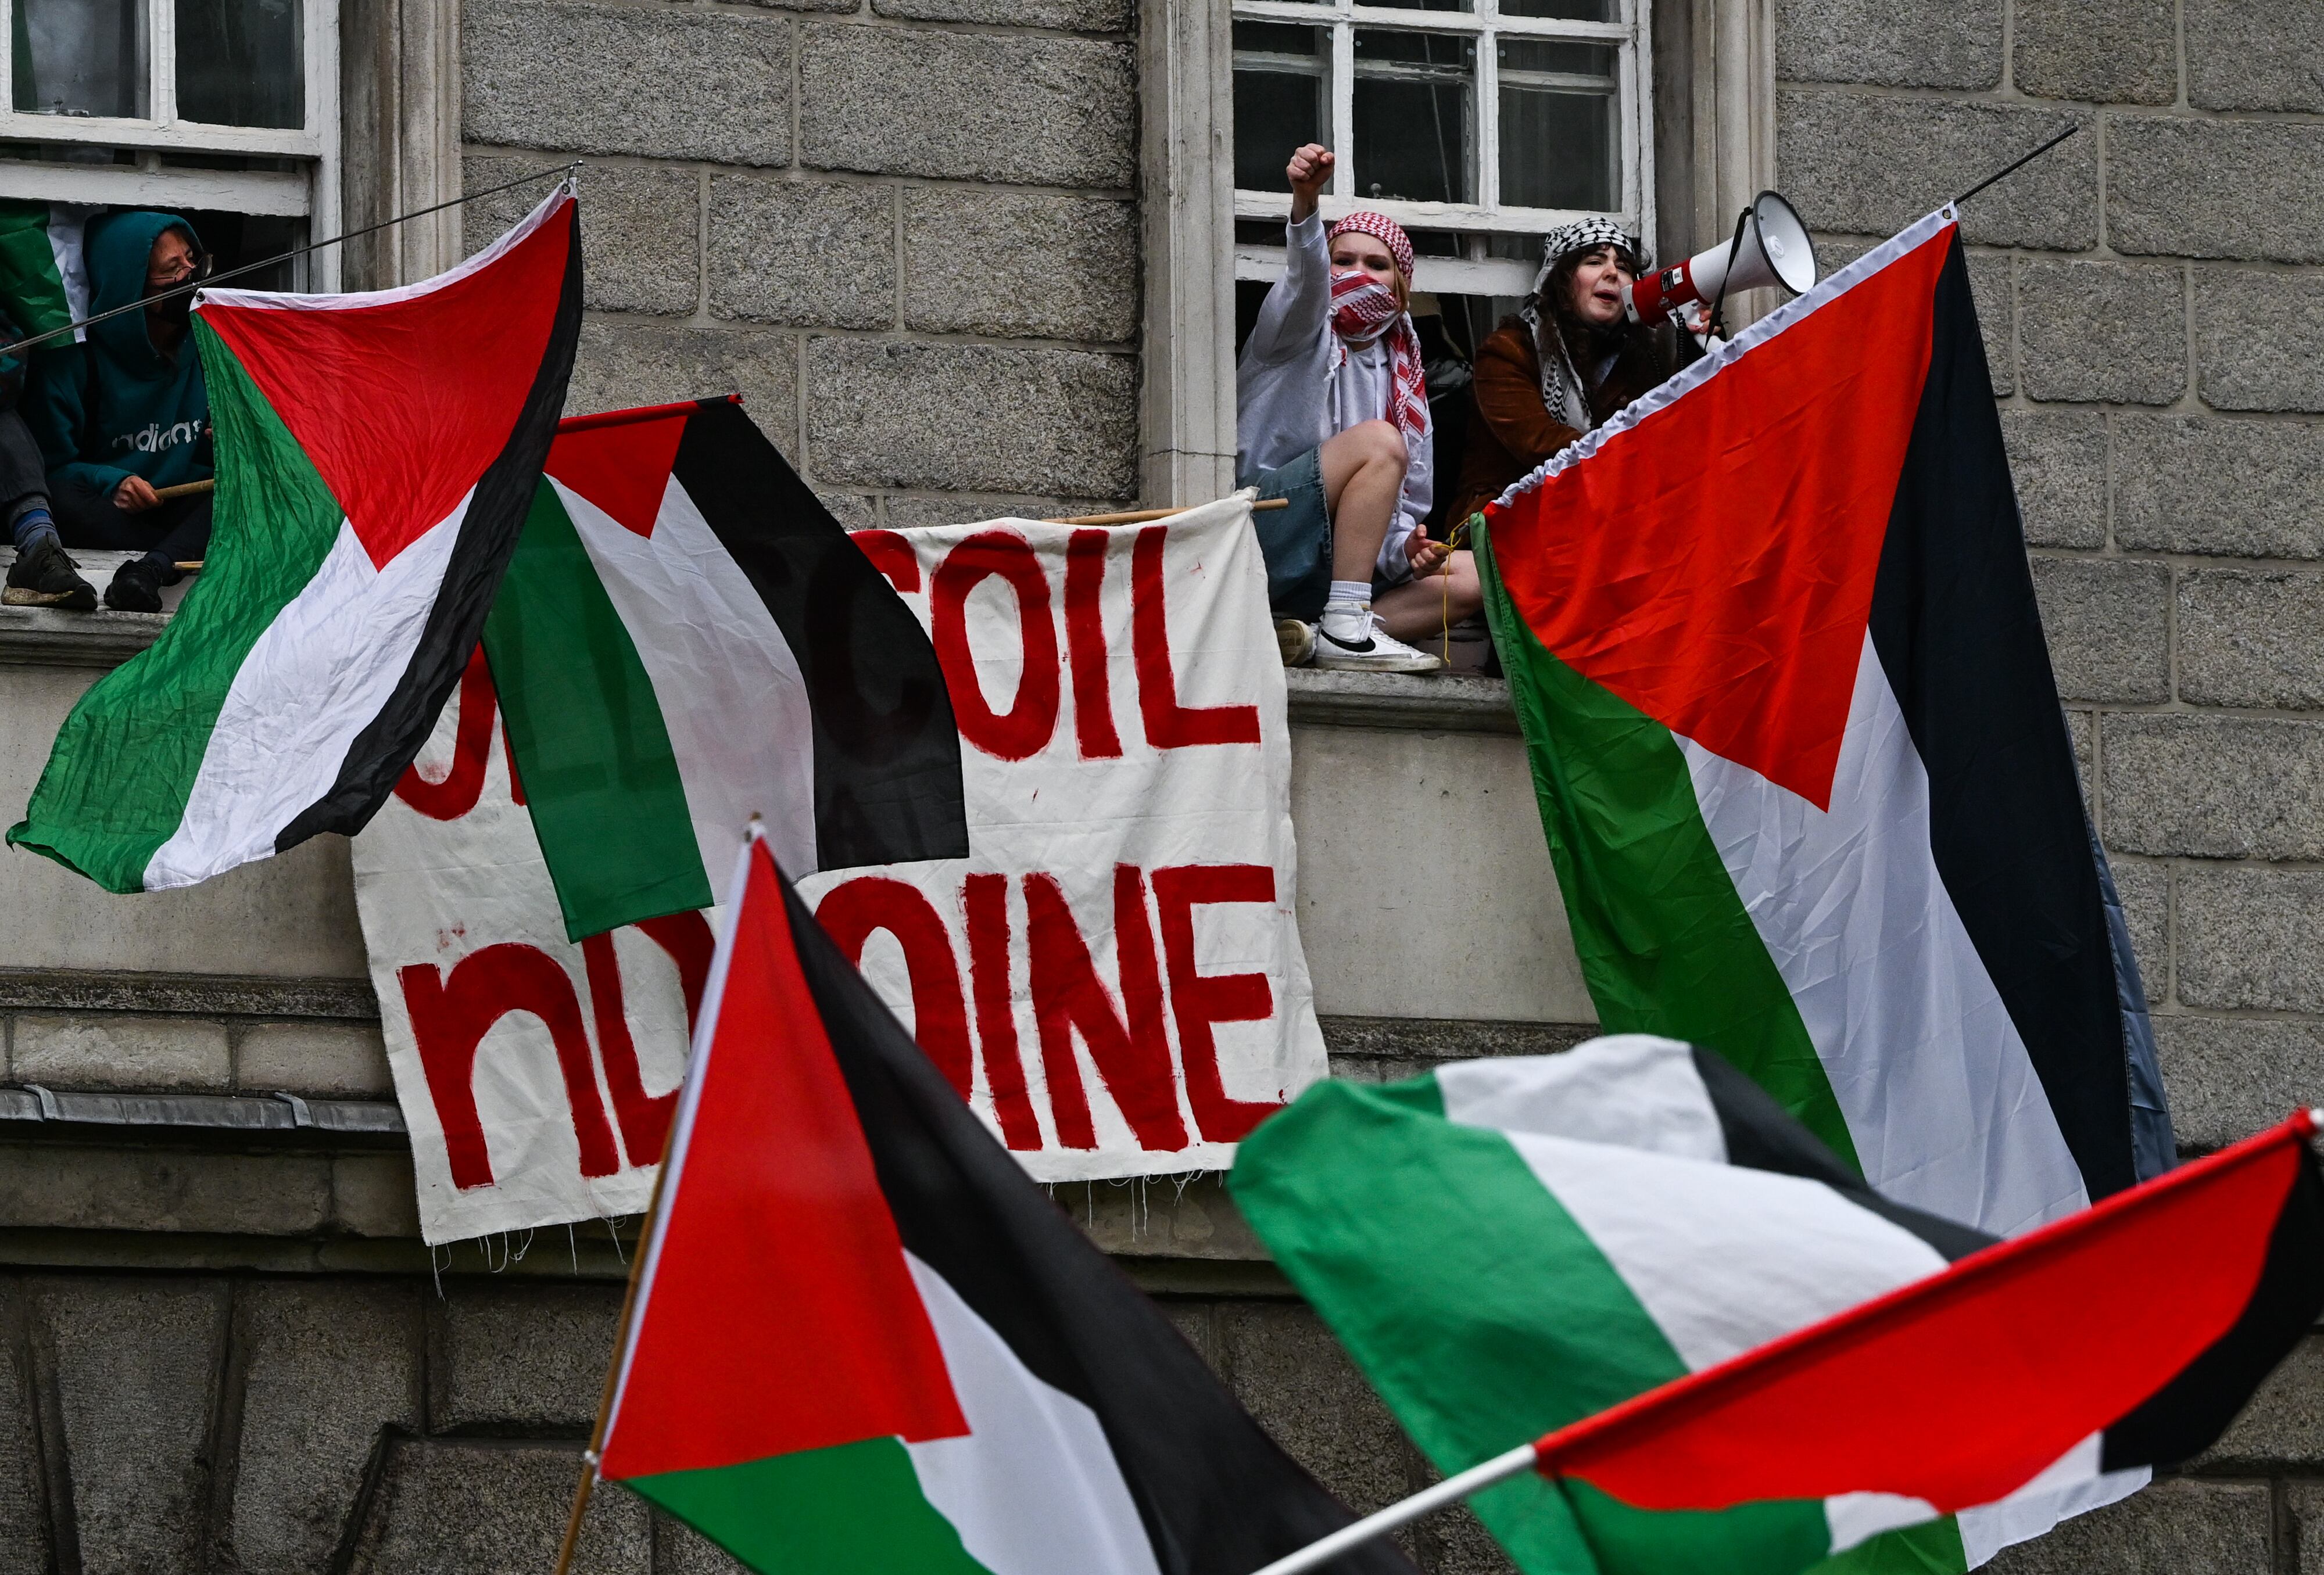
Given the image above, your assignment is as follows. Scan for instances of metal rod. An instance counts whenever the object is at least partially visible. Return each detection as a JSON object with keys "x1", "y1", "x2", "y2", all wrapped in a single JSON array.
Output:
[
  {"x1": 1245, "y1": 1443, "x2": 1541, "y2": 1575},
  {"x1": 1953, "y1": 125, "x2": 2079, "y2": 207},
  {"x1": 1041, "y1": 497, "x2": 1291, "y2": 526},
  {"x1": 6, "y1": 159, "x2": 582, "y2": 360}
]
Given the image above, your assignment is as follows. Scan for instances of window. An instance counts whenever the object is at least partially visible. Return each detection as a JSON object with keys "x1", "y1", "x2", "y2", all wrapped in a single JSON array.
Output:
[
  {"x1": 1229, "y1": 0, "x2": 1652, "y2": 301},
  {"x1": 0, "y1": 0, "x2": 337, "y2": 289}
]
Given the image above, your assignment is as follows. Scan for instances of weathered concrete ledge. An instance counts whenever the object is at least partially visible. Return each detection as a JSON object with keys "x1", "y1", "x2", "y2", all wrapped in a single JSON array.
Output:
[{"x1": 1284, "y1": 667, "x2": 1519, "y2": 734}]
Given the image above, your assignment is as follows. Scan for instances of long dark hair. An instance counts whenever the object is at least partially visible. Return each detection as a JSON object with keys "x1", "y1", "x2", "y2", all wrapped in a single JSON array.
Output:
[{"x1": 1539, "y1": 246, "x2": 1664, "y2": 424}]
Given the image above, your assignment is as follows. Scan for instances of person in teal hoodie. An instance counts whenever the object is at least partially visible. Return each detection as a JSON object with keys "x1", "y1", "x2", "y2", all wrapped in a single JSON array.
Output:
[{"x1": 24, "y1": 210, "x2": 212, "y2": 612}]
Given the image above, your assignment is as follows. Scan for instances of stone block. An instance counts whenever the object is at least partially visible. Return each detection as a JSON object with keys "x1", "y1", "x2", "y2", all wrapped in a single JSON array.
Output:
[
  {"x1": 0, "y1": 1145, "x2": 332, "y2": 1233},
  {"x1": 815, "y1": 491, "x2": 876, "y2": 531},
  {"x1": 1985, "y1": 1477, "x2": 2269, "y2": 1575},
  {"x1": 2179, "y1": 569, "x2": 2324, "y2": 708},
  {"x1": 465, "y1": 156, "x2": 697, "y2": 315},
  {"x1": 2067, "y1": 708, "x2": 2093, "y2": 818},
  {"x1": 2029, "y1": 557, "x2": 2169, "y2": 704},
  {"x1": 332, "y1": 1153, "x2": 424, "y2": 1239},
  {"x1": 1770, "y1": 0, "x2": 2001, "y2": 88},
  {"x1": 1065, "y1": 1174, "x2": 1269, "y2": 1261},
  {"x1": 10, "y1": 1013, "x2": 230, "y2": 1092},
  {"x1": 225, "y1": 1281, "x2": 420, "y2": 1574},
  {"x1": 2110, "y1": 117, "x2": 2324, "y2": 264},
  {"x1": 2208, "y1": 1334, "x2": 2324, "y2": 1464},
  {"x1": 1217, "y1": 1304, "x2": 1413, "y2": 1517},
  {"x1": 0, "y1": 1289, "x2": 44, "y2": 1575},
  {"x1": 236, "y1": 1019, "x2": 392, "y2": 1097},
  {"x1": 429, "y1": 1282, "x2": 622, "y2": 1431},
  {"x1": 2175, "y1": 864, "x2": 2324, "y2": 1011},
  {"x1": 565, "y1": 322, "x2": 798, "y2": 457},
  {"x1": 463, "y1": 0, "x2": 790, "y2": 167},
  {"x1": 878, "y1": 494, "x2": 1116, "y2": 529},
  {"x1": 348, "y1": 1438, "x2": 649, "y2": 1573},
  {"x1": 806, "y1": 339, "x2": 1137, "y2": 496},
  {"x1": 2103, "y1": 714, "x2": 2324, "y2": 860},
  {"x1": 2115, "y1": 415, "x2": 2324, "y2": 558},
  {"x1": 2155, "y1": 1017, "x2": 2324, "y2": 1153},
  {"x1": 657, "y1": 1512, "x2": 751, "y2": 1573},
  {"x1": 1423, "y1": 1503, "x2": 1521, "y2": 1575},
  {"x1": 1160, "y1": 1300, "x2": 1225, "y2": 1373},
  {"x1": 708, "y1": 178, "x2": 893, "y2": 330},
  {"x1": 2106, "y1": 856, "x2": 2167, "y2": 1004},
  {"x1": 2018, "y1": 260, "x2": 2186, "y2": 406},
  {"x1": 2198, "y1": 270, "x2": 2324, "y2": 412},
  {"x1": 2287, "y1": 1479, "x2": 2324, "y2": 1575},
  {"x1": 2000, "y1": 411, "x2": 2104, "y2": 548},
  {"x1": 799, "y1": 27, "x2": 1134, "y2": 188},
  {"x1": 1776, "y1": 94, "x2": 2095, "y2": 252},
  {"x1": 1968, "y1": 251, "x2": 2015, "y2": 399},
  {"x1": 872, "y1": 0, "x2": 1127, "y2": 24},
  {"x1": 2012, "y1": 0, "x2": 2178, "y2": 104},
  {"x1": 903, "y1": 189, "x2": 1138, "y2": 343},
  {"x1": 37, "y1": 1279, "x2": 228, "y2": 1575},
  {"x1": 2186, "y1": 0, "x2": 2324, "y2": 112}
]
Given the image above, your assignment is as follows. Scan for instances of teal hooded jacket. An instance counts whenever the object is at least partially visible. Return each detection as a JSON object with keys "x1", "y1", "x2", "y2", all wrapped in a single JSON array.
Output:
[{"x1": 24, "y1": 210, "x2": 210, "y2": 497}]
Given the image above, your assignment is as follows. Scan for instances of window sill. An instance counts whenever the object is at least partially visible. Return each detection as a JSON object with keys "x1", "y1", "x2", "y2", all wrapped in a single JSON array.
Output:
[{"x1": 1284, "y1": 665, "x2": 1517, "y2": 736}]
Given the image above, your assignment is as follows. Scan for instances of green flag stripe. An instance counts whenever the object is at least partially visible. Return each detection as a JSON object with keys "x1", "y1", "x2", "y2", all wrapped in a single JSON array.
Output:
[
  {"x1": 7, "y1": 324, "x2": 344, "y2": 891},
  {"x1": 1473, "y1": 521, "x2": 1857, "y2": 1172},
  {"x1": 621, "y1": 1435, "x2": 995, "y2": 1575},
  {"x1": 482, "y1": 480, "x2": 711, "y2": 941}
]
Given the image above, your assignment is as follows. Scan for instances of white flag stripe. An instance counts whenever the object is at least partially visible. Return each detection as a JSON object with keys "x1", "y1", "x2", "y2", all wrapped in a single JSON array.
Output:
[
  {"x1": 1678, "y1": 634, "x2": 2087, "y2": 1237},
  {"x1": 1502, "y1": 1128, "x2": 1947, "y2": 1373},
  {"x1": 556, "y1": 476, "x2": 819, "y2": 883},
  {"x1": 148, "y1": 507, "x2": 465, "y2": 889},
  {"x1": 902, "y1": 1254, "x2": 1163, "y2": 1575},
  {"x1": 1437, "y1": 1037, "x2": 1726, "y2": 1163},
  {"x1": 1954, "y1": 1435, "x2": 2146, "y2": 1568}
]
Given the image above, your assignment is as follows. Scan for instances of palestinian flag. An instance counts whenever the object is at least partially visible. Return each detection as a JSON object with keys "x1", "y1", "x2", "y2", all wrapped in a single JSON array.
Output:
[
  {"x1": 592, "y1": 835, "x2": 1415, "y2": 1575},
  {"x1": 1475, "y1": 206, "x2": 2170, "y2": 1239},
  {"x1": 1231, "y1": 1036, "x2": 2324, "y2": 1575},
  {"x1": 0, "y1": 198, "x2": 89, "y2": 338},
  {"x1": 484, "y1": 397, "x2": 967, "y2": 942},
  {"x1": 9, "y1": 186, "x2": 581, "y2": 892}
]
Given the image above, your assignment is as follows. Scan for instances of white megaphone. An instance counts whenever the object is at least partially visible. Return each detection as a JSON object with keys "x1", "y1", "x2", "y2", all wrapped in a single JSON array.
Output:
[{"x1": 1625, "y1": 190, "x2": 1817, "y2": 325}]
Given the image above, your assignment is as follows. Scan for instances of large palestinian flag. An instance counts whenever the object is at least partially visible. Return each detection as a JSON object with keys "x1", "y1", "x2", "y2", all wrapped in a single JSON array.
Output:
[
  {"x1": 9, "y1": 185, "x2": 581, "y2": 892},
  {"x1": 593, "y1": 835, "x2": 1415, "y2": 1575},
  {"x1": 1231, "y1": 1036, "x2": 2324, "y2": 1575},
  {"x1": 1476, "y1": 207, "x2": 2169, "y2": 1239},
  {"x1": 484, "y1": 397, "x2": 968, "y2": 942}
]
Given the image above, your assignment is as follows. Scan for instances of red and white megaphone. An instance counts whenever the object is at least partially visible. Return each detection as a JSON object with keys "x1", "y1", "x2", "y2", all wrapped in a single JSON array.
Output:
[{"x1": 1625, "y1": 191, "x2": 1817, "y2": 325}]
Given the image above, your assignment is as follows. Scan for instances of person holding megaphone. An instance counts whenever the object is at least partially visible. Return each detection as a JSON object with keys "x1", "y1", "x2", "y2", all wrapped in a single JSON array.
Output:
[
  {"x1": 1237, "y1": 142, "x2": 1481, "y2": 674},
  {"x1": 1444, "y1": 220, "x2": 1683, "y2": 525}
]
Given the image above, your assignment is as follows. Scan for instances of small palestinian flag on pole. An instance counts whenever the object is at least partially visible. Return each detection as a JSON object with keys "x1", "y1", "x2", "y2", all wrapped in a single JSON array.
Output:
[
  {"x1": 1231, "y1": 1038, "x2": 2324, "y2": 1575},
  {"x1": 567, "y1": 833, "x2": 1416, "y2": 1575},
  {"x1": 9, "y1": 185, "x2": 581, "y2": 891},
  {"x1": 484, "y1": 397, "x2": 968, "y2": 942},
  {"x1": 1476, "y1": 205, "x2": 2170, "y2": 1240}
]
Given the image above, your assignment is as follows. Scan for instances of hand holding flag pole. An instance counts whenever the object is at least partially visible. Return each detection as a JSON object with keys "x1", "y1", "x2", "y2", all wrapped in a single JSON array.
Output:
[{"x1": 1247, "y1": 1107, "x2": 2324, "y2": 1575}]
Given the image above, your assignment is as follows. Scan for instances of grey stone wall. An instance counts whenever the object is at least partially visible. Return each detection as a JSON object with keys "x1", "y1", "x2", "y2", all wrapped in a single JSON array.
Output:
[
  {"x1": 457, "y1": 0, "x2": 1144, "y2": 524},
  {"x1": 1777, "y1": 1, "x2": 2324, "y2": 1569}
]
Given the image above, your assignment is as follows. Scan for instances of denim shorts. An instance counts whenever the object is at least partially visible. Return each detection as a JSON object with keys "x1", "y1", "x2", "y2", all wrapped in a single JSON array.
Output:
[{"x1": 1249, "y1": 446, "x2": 1332, "y2": 622}]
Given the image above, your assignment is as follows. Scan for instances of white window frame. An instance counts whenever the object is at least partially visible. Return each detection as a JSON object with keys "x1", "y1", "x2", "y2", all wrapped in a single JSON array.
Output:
[
  {"x1": 0, "y1": 0, "x2": 341, "y2": 287},
  {"x1": 1230, "y1": 0, "x2": 1654, "y2": 299}
]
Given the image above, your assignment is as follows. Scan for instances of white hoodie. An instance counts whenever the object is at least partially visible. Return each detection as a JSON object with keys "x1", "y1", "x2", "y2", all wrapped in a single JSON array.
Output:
[{"x1": 1234, "y1": 212, "x2": 1431, "y2": 582}]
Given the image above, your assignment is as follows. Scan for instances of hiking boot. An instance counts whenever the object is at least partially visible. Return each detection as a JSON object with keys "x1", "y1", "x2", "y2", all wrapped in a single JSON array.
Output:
[
  {"x1": 1275, "y1": 617, "x2": 1316, "y2": 668},
  {"x1": 103, "y1": 557, "x2": 165, "y2": 614},
  {"x1": 3, "y1": 537, "x2": 96, "y2": 611},
  {"x1": 1313, "y1": 604, "x2": 1445, "y2": 674}
]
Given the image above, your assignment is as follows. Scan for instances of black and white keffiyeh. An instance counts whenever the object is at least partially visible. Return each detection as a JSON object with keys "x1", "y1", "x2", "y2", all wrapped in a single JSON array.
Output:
[{"x1": 1520, "y1": 217, "x2": 1643, "y2": 434}]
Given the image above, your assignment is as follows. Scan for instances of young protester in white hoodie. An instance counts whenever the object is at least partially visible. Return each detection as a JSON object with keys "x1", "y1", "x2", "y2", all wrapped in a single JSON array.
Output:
[{"x1": 1236, "y1": 143, "x2": 1480, "y2": 673}]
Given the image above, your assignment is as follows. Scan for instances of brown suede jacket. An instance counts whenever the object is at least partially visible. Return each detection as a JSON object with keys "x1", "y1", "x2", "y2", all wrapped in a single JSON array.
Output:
[{"x1": 1449, "y1": 316, "x2": 1672, "y2": 522}]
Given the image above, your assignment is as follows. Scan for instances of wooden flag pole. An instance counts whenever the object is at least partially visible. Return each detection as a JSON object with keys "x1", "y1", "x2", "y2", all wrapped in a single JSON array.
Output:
[
  {"x1": 153, "y1": 479, "x2": 214, "y2": 501},
  {"x1": 1041, "y1": 497, "x2": 1289, "y2": 526},
  {"x1": 550, "y1": 1162, "x2": 669, "y2": 1575}
]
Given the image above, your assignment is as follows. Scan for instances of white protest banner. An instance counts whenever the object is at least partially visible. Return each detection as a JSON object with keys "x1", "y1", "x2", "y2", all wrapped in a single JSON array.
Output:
[{"x1": 354, "y1": 494, "x2": 1326, "y2": 1243}]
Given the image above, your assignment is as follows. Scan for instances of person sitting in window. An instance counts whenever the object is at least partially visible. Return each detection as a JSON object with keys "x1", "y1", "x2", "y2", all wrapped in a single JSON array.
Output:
[
  {"x1": 1236, "y1": 143, "x2": 1483, "y2": 673},
  {"x1": 1445, "y1": 218, "x2": 1675, "y2": 524},
  {"x1": 25, "y1": 211, "x2": 212, "y2": 613},
  {"x1": 0, "y1": 326, "x2": 89, "y2": 611}
]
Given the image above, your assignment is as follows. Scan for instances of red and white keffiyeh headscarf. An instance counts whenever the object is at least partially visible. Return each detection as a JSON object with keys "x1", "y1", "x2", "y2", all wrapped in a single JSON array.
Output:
[{"x1": 1326, "y1": 211, "x2": 1430, "y2": 458}]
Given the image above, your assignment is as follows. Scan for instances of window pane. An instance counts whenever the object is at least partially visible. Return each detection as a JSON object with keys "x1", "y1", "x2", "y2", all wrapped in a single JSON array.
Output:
[
  {"x1": 177, "y1": 0, "x2": 303, "y2": 128},
  {"x1": 1232, "y1": 22, "x2": 1326, "y2": 193},
  {"x1": 13, "y1": 0, "x2": 147, "y2": 117},
  {"x1": 1498, "y1": 39, "x2": 1616, "y2": 210},
  {"x1": 1353, "y1": 28, "x2": 1475, "y2": 205},
  {"x1": 1501, "y1": 0, "x2": 1617, "y2": 17}
]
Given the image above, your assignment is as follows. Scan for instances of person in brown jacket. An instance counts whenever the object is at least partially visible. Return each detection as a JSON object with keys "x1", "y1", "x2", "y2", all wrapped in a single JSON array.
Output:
[{"x1": 1448, "y1": 218, "x2": 1677, "y2": 523}]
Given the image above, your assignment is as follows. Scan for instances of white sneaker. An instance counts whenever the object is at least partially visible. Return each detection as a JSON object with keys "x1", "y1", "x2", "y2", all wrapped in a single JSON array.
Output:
[{"x1": 1312, "y1": 604, "x2": 1445, "y2": 673}]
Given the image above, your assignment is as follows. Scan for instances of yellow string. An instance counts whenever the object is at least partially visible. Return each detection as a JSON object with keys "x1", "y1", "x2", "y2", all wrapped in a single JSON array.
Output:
[{"x1": 1434, "y1": 512, "x2": 1477, "y2": 664}]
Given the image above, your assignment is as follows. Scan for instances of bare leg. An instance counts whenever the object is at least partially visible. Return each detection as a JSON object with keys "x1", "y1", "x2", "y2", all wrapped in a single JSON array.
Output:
[
  {"x1": 1316, "y1": 420, "x2": 1408, "y2": 587},
  {"x1": 1375, "y1": 549, "x2": 1484, "y2": 643}
]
